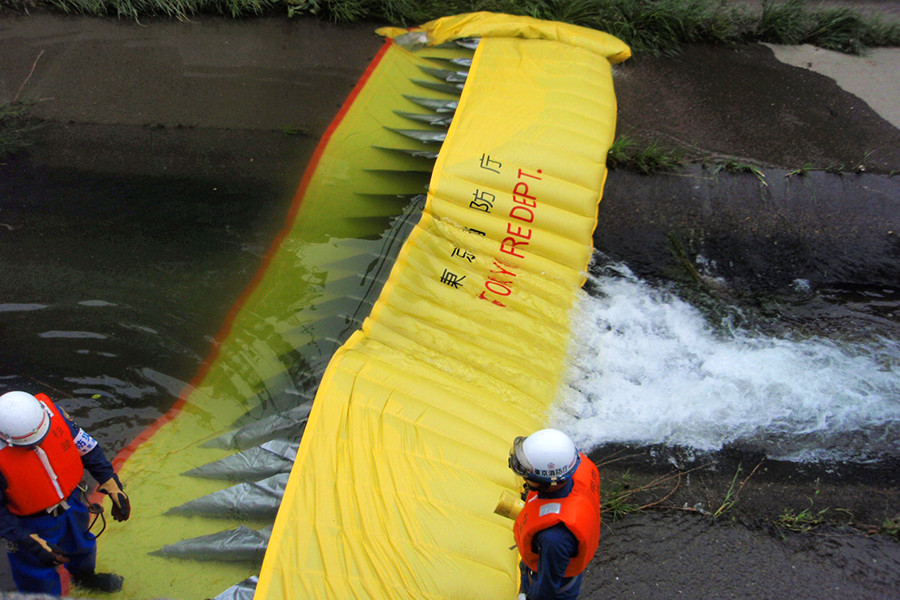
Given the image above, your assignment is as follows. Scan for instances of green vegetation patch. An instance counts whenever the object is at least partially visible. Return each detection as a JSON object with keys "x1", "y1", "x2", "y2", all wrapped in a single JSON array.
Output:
[
  {"x1": 883, "y1": 514, "x2": 900, "y2": 540},
  {"x1": 0, "y1": 103, "x2": 42, "y2": 159},
  {"x1": 4, "y1": 0, "x2": 899, "y2": 55},
  {"x1": 607, "y1": 135, "x2": 684, "y2": 174},
  {"x1": 775, "y1": 506, "x2": 830, "y2": 533},
  {"x1": 755, "y1": 0, "x2": 900, "y2": 54}
]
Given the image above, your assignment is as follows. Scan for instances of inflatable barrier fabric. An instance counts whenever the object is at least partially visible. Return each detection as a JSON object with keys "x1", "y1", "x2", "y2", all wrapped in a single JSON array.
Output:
[
  {"x1": 88, "y1": 35, "x2": 475, "y2": 600},
  {"x1": 255, "y1": 14, "x2": 628, "y2": 600}
]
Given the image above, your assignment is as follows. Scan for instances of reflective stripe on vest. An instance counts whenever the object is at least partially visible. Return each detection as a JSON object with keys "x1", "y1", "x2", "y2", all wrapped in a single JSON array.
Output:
[
  {"x1": 34, "y1": 446, "x2": 67, "y2": 500},
  {"x1": 0, "y1": 394, "x2": 85, "y2": 515},
  {"x1": 513, "y1": 453, "x2": 601, "y2": 577}
]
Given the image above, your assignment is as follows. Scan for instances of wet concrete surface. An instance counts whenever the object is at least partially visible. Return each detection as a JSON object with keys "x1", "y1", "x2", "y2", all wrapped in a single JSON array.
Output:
[
  {"x1": 585, "y1": 511, "x2": 900, "y2": 600},
  {"x1": 613, "y1": 42, "x2": 900, "y2": 172},
  {"x1": 583, "y1": 447, "x2": 900, "y2": 600},
  {"x1": 600, "y1": 167, "x2": 900, "y2": 290},
  {"x1": 1, "y1": 10, "x2": 899, "y2": 600}
]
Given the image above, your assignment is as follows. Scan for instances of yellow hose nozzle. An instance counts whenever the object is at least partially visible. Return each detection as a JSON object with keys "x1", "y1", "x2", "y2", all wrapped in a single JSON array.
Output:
[{"x1": 494, "y1": 490, "x2": 524, "y2": 520}]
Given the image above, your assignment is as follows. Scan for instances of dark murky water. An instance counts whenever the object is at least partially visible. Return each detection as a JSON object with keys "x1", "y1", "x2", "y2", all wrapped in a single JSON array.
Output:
[{"x1": 0, "y1": 158, "x2": 293, "y2": 451}]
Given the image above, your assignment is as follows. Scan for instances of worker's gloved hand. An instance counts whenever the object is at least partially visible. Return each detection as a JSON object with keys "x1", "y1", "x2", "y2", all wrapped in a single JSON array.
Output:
[
  {"x1": 98, "y1": 476, "x2": 131, "y2": 522},
  {"x1": 22, "y1": 534, "x2": 69, "y2": 567},
  {"x1": 517, "y1": 594, "x2": 527, "y2": 600}
]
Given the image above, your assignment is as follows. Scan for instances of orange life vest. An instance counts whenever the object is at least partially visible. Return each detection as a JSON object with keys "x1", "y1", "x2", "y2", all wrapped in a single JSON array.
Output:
[
  {"x1": 0, "y1": 394, "x2": 85, "y2": 516},
  {"x1": 513, "y1": 453, "x2": 601, "y2": 577}
]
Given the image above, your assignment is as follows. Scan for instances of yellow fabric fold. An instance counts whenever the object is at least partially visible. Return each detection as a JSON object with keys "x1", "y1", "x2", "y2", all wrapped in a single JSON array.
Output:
[{"x1": 380, "y1": 11, "x2": 632, "y2": 64}]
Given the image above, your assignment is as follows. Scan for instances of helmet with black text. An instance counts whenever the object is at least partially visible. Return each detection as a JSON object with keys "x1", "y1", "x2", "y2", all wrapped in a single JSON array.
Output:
[
  {"x1": 0, "y1": 391, "x2": 52, "y2": 447},
  {"x1": 508, "y1": 428, "x2": 580, "y2": 486}
]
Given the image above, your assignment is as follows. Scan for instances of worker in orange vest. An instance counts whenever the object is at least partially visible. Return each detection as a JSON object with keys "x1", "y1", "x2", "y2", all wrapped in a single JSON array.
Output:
[
  {"x1": 0, "y1": 391, "x2": 131, "y2": 594},
  {"x1": 509, "y1": 429, "x2": 601, "y2": 600}
]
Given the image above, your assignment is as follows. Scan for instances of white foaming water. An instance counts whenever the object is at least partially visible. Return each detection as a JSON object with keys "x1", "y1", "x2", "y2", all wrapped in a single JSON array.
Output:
[{"x1": 553, "y1": 261, "x2": 900, "y2": 463}]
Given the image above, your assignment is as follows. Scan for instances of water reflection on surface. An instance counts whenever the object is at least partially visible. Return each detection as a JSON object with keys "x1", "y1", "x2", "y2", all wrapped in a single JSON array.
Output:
[{"x1": 0, "y1": 163, "x2": 294, "y2": 451}]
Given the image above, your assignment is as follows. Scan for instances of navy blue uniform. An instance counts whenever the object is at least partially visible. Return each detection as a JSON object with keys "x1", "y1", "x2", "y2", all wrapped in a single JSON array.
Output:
[
  {"x1": 0, "y1": 405, "x2": 116, "y2": 594},
  {"x1": 519, "y1": 478, "x2": 583, "y2": 600}
]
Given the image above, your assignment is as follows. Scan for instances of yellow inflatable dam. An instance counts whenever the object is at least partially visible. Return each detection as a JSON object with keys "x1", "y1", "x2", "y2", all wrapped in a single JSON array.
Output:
[
  {"x1": 91, "y1": 12, "x2": 628, "y2": 600},
  {"x1": 256, "y1": 13, "x2": 629, "y2": 600}
]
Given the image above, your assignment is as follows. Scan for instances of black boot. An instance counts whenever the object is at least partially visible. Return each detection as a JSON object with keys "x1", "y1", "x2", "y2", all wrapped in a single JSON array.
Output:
[{"x1": 72, "y1": 571, "x2": 125, "y2": 592}]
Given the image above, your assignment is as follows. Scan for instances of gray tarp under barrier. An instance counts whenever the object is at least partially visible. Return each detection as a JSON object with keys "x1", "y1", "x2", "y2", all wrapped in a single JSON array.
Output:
[
  {"x1": 153, "y1": 525, "x2": 272, "y2": 562},
  {"x1": 168, "y1": 472, "x2": 290, "y2": 519},
  {"x1": 204, "y1": 402, "x2": 313, "y2": 449},
  {"x1": 184, "y1": 440, "x2": 298, "y2": 481},
  {"x1": 213, "y1": 576, "x2": 258, "y2": 600}
]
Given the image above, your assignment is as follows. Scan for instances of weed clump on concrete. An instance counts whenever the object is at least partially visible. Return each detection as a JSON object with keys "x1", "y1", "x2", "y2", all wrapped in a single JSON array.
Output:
[
  {"x1": 883, "y1": 514, "x2": 900, "y2": 540},
  {"x1": 607, "y1": 136, "x2": 684, "y2": 174},
  {"x1": 0, "y1": 102, "x2": 41, "y2": 159},
  {"x1": 774, "y1": 506, "x2": 830, "y2": 533}
]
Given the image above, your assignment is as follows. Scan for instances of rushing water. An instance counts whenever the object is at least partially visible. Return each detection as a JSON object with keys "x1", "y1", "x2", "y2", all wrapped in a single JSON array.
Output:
[{"x1": 555, "y1": 256, "x2": 900, "y2": 465}]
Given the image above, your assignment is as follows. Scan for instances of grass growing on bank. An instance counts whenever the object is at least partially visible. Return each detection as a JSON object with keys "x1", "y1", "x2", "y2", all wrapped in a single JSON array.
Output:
[
  {"x1": 607, "y1": 135, "x2": 684, "y2": 174},
  {"x1": 606, "y1": 137, "x2": 765, "y2": 178},
  {"x1": 601, "y1": 469, "x2": 689, "y2": 520},
  {"x1": 775, "y1": 506, "x2": 830, "y2": 532},
  {"x1": 0, "y1": 102, "x2": 41, "y2": 159},
  {"x1": 4, "y1": 0, "x2": 899, "y2": 56},
  {"x1": 597, "y1": 457, "x2": 900, "y2": 543},
  {"x1": 606, "y1": 137, "x2": 894, "y2": 176},
  {"x1": 883, "y1": 515, "x2": 900, "y2": 540},
  {"x1": 598, "y1": 462, "x2": 751, "y2": 522}
]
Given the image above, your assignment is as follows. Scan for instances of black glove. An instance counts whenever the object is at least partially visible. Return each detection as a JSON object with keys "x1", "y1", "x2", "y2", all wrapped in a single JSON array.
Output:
[
  {"x1": 98, "y1": 476, "x2": 131, "y2": 522},
  {"x1": 110, "y1": 490, "x2": 131, "y2": 522},
  {"x1": 20, "y1": 534, "x2": 69, "y2": 567}
]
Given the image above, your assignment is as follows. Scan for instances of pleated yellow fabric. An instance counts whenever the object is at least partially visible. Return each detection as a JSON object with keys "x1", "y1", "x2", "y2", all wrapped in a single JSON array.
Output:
[
  {"x1": 256, "y1": 14, "x2": 627, "y2": 600},
  {"x1": 419, "y1": 12, "x2": 631, "y2": 64}
]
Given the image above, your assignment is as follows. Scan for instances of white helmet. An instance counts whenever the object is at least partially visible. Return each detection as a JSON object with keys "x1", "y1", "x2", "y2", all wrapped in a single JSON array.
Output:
[
  {"x1": 0, "y1": 391, "x2": 52, "y2": 447},
  {"x1": 509, "y1": 428, "x2": 580, "y2": 485}
]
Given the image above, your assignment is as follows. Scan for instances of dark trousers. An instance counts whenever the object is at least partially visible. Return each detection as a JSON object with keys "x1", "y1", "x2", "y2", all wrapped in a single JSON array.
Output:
[{"x1": 7, "y1": 491, "x2": 96, "y2": 594}]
